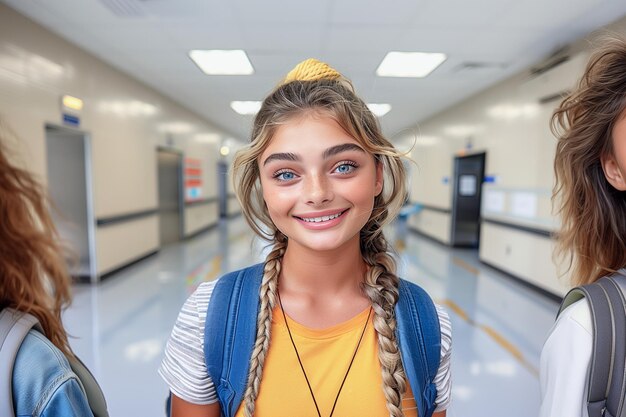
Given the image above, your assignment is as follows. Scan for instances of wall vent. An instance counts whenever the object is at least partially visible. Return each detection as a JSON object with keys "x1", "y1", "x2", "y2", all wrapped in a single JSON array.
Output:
[
  {"x1": 452, "y1": 61, "x2": 508, "y2": 74},
  {"x1": 528, "y1": 46, "x2": 570, "y2": 78},
  {"x1": 522, "y1": 51, "x2": 587, "y2": 102},
  {"x1": 98, "y1": 0, "x2": 145, "y2": 17}
]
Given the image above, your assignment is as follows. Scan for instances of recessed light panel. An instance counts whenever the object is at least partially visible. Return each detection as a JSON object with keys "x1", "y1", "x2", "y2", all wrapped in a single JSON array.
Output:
[
  {"x1": 367, "y1": 103, "x2": 392, "y2": 117},
  {"x1": 189, "y1": 50, "x2": 254, "y2": 75},
  {"x1": 230, "y1": 101, "x2": 262, "y2": 115},
  {"x1": 376, "y1": 52, "x2": 446, "y2": 78}
]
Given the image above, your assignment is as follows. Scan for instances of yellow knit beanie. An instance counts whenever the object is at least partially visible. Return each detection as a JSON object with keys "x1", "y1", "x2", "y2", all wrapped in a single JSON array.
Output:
[{"x1": 282, "y1": 58, "x2": 341, "y2": 84}]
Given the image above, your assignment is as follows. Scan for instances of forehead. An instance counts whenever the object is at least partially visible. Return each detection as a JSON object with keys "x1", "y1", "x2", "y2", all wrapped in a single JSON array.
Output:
[{"x1": 261, "y1": 113, "x2": 362, "y2": 157}]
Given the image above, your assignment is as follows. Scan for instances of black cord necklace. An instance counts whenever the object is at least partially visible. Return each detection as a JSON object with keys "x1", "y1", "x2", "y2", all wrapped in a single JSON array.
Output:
[{"x1": 277, "y1": 291, "x2": 372, "y2": 417}]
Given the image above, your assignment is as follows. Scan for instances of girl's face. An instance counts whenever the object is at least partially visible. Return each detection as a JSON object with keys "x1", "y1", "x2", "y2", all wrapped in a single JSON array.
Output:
[
  {"x1": 603, "y1": 111, "x2": 626, "y2": 191},
  {"x1": 259, "y1": 112, "x2": 383, "y2": 253}
]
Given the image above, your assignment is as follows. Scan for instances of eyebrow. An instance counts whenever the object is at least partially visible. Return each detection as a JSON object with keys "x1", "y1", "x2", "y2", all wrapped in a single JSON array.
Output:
[{"x1": 263, "y1": 143, "x2": 365, "y2": 166}]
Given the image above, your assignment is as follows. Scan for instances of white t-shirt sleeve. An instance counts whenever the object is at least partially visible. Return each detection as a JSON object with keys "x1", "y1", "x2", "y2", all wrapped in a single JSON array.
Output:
[
  {"x1": 434, "y1": 304, "x2": 452, "y2": 411},
  {"x1": 539, "y1": 299, "x2": 592, "y2": 417},
  {"x1": 158, "y1": 280, "x2": 218, "y2": 404}
]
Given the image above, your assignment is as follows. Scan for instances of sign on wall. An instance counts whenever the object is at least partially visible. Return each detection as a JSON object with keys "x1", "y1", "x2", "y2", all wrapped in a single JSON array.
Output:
[{"x1": 185, "y1": 158, "x2": 203, "y2": 201}]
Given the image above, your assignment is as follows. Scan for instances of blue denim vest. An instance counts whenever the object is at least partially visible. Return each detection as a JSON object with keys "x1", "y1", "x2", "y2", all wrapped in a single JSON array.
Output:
[
  {"x1": 204, "y1": 263, "x2": 441, "y2": 417},
  {"x1": 12, "y1": 330, "x2": 94, "y2": 417}
]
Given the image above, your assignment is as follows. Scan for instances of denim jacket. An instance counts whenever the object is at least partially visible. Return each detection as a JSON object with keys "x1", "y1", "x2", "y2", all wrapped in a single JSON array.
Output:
[{"x1": 12, "y1": 329, "x2": 94, "y2": 417}]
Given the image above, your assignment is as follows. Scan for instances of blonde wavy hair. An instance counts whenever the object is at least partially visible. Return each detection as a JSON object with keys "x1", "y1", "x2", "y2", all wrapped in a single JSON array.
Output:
[
  {"x1": 552, "y1": 35, "x2": 626, "y2": 286},
  {"x1": 0, "y1": 122, "x2": 74, "y2": 357},
  {"x1": 232, "y1": 67, "x2": 409, "y2": 416}
]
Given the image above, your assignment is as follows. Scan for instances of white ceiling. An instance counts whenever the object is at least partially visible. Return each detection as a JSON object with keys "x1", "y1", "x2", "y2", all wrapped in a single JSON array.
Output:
[{"x1": 3, "y1": 0, "x2": 626, "y2": 141}]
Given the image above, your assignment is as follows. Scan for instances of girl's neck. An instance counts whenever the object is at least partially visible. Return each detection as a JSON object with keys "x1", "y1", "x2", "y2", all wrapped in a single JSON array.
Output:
[{"x1": 279, "y1": 238, "x2": 366, "y2": 297}]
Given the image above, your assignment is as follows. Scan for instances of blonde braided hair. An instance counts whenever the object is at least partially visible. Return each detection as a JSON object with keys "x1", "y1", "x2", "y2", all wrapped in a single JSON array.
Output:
[
  {"x1": 233, "y1": 58, "x2": 409, "y2": 416},
  {"x1": 242, "y1": 232, "x2": 286, "y2": 416}
]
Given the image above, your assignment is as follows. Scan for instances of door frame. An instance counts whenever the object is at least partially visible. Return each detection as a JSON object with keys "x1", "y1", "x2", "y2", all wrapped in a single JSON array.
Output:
[
  {"x1": 450, "y1": 151, "x2": 486, "y2": 247},
  {"x1": 45, "y1": 123, "x2": 98, "y2": 283},
  {"x1": 156, "y1": 146, "x2": 185, "y2": 243}
]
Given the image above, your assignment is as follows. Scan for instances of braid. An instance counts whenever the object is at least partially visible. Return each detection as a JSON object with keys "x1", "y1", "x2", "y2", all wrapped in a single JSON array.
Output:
[
  {"x1": 242, "y1": 232, "x2": 287, "y2": 417},
  {"x1": 362, "y1": 233, "x2": 406, "y2": 417}
]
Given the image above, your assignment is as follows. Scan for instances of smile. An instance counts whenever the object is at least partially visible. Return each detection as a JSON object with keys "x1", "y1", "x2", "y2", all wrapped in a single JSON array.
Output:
[{"x1": 296, "y1": 209, "x2": 348, "y2": 223}]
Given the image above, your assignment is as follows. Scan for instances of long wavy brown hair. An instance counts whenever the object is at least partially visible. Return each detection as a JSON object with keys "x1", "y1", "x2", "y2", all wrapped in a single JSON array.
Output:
[
  {"x1": 552, "y1": 36, "x2": 626, "y2": 286},
  {"x1": 233, "y1": 73, "x2": 409, "y2": 416},
  {"x1": 0, "y1": 122, "x2": 74, "y2": 357}
]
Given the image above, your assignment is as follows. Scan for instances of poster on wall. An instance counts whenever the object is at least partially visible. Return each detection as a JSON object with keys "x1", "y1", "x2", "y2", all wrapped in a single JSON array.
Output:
[{"x1": 185, "y1": 158, "x2": 203, "y2": 202}]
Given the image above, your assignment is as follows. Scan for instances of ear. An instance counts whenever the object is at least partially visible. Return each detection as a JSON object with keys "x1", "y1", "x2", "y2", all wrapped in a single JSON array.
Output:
[
  {"x1": 601, "y1": 154, "x2": 626, "y2": 191},
  {"x1": 375, "y1": 161, "x2": 384, "y2": 196}
]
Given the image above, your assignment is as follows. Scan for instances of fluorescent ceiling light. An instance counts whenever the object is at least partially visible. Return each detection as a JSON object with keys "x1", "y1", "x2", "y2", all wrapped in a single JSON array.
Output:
[
  {"x1": 376, "y1": 52, "x2": 446, "y2": 78},
  {"x1": 189, "y1": 50, "x2": 254, "y2": 75},
  {"x1": 231, "y1": 101, "x2": 262, "y2": 115},
  {"x1": 367, "y1": 103, "x2": 392, "y2": 117}
]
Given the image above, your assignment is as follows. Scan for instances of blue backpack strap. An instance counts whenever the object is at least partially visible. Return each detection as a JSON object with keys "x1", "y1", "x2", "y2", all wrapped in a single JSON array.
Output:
[
  {"x1": 395, "y1": 278, "x2": 441, "y2": 417},
  {"x1": 204, "y1": 263, "x2": 264, "y2": 417}
]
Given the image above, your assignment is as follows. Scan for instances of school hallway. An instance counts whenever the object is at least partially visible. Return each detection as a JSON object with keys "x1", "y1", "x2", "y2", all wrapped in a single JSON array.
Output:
[{"x1": 63, "y1": 216, "x2": 558, "y2": 417}]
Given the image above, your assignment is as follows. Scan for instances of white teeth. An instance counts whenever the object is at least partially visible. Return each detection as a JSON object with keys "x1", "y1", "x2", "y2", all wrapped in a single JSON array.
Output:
[{"x1": 301, "y1": 212, "x2": 342, "y2": 223}]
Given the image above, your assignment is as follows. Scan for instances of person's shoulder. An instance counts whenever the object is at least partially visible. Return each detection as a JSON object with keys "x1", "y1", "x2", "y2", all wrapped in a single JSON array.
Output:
[
  {"x1": 557, "y1": 298, "x2": 592, "y2": 335},
  {"x1": 15, "y1": 329, "x2": 73, "y2": 376},
  {"x1": 216, "y1": 263, "x2": 264, "y2": 283},
  {"x1": 398, "y1": 277, "x2": 435, "y2": 304},
  {"x1": 13, "y1": 330, "x2": 84, "y2": 414}
]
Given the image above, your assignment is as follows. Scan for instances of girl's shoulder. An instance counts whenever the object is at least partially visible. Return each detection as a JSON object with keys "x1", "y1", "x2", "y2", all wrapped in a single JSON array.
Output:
[
  {"x1": 13, "y1": 330, "x2": 90, "y2": 415},
  {"x1": 15, "y1": 330, "x2": 73, "y2": 377},
  {"x1": 554, "y1": 298, "x2": 592, "y2": 336}
]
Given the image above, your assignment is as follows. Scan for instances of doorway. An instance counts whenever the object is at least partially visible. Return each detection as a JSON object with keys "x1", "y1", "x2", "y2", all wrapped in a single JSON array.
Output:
[
  {"x1": 217, "y1": 160, "x2": 228, "y2": 218},
  {"x1": 450, "y1": 152, "x2": 486, "y2": 247},
  {"x1": 157, "y1": 148, "x2": 183, "y2": 246},
  {"x1": 45, "y1": 124, "x2": 97, "y2": 282}
]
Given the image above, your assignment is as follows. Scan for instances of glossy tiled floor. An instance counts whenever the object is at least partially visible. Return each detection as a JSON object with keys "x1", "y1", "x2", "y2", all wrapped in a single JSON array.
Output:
[{"x1": 63, "y1": 217, "x2": 559, "y2": 417}]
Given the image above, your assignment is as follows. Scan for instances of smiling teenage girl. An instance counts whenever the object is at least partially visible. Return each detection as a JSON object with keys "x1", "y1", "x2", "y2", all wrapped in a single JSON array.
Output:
[{"x1": 159, "y1": 59, "x2": 451, "y2": 417}]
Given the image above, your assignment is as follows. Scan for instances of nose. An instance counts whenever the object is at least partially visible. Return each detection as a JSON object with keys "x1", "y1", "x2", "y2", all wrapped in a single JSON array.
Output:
[{"x1": 303, "y1": 172, "x2": 333, "y2": 206}]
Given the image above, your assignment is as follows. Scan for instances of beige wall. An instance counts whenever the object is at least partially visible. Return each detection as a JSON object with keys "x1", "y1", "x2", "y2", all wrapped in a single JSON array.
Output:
[
  {"x1": 0, "y1": 5, "x2": 226, "y2": 277},
  {"x1": 401, "y1": 17, "x2": 626, "y2": 295}
]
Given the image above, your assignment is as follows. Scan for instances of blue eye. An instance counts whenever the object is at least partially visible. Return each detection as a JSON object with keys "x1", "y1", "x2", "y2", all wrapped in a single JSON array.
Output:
[
  {"x1": 275, "y1": 171, "x2": 296, "y2": 181},
  {"x1": 335, "y1": 162, "x2": 357, "y2": 174}
]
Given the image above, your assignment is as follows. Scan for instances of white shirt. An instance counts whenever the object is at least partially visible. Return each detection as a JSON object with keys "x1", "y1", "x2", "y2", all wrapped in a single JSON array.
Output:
[{"x1": 539, "y1": 299, "x2": 592, "y2": 417}]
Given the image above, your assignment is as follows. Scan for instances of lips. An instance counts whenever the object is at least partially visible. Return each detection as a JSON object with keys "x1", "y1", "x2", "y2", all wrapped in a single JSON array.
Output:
[{"x1": 294, "y1": 209, "x2": 349, "y2": 223}]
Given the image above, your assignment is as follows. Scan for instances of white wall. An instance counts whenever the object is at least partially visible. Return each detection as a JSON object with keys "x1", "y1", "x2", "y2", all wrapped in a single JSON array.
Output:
[
  {"x1": 0, "y1": 5, "x2": 228, "y2": 277},
  {"x1": 400, "y1": 17, "x2": 626, "y2": 296}
]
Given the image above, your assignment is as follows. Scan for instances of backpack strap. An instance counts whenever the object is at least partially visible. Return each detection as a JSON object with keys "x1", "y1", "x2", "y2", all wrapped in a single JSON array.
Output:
[
  {"x1": 0, "y1": 308, "x2": 108, "y2": 417},
  {"x1": 203, "y1": 267, "x2": 441, "y2": 417},
  {"x1": 67, "y1": 353, "x2": 109, "y2": 417},
  {"x1": 396, "y1": 279, "x2": 441, "y2": 417},
  {"x1": 204, "y1": 263, "x2": 264, "y2": 417},
  {"x1": 600, "y1": 273, "x2": 626, "y2": 417},
  {"x1": 557, "y1": 270, "x2": 626, "y2": 417},
  {"x1": 0, "y1": 308, "x2": 39, "y2": 417}
]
